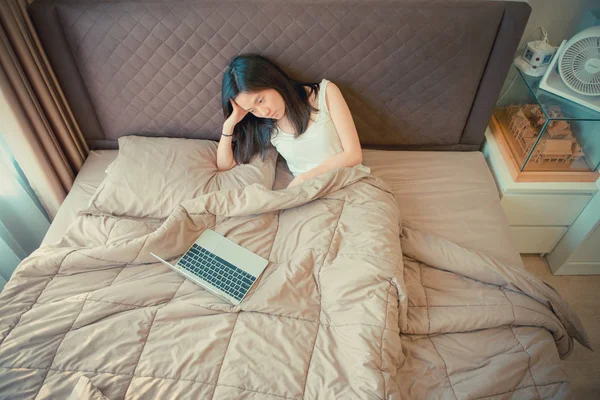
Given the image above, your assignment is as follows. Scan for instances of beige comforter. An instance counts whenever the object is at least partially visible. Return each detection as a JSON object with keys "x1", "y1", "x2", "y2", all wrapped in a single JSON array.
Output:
[{"x1": 0, "y1": 169, "x2": 589, "y2": 399}]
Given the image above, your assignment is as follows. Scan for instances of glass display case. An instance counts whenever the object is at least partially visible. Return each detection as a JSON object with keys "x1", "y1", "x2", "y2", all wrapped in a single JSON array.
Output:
[{"x1": 490, "y1": 64, "x2": 600, "y2": 182}]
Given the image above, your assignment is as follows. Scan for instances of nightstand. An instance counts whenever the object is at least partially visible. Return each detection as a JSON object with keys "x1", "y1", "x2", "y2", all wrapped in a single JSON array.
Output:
[
  {"x1": 482, "y1": 127, "x2": 599, "y2": 255},
  {"x1": 490, "y1": 65, "x2": 600, "y2": 182}
]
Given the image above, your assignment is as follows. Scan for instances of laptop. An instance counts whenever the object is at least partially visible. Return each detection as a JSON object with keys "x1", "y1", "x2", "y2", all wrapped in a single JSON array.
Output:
[{"x1": 151, "y1": 229, "x2": 268, "y2": 305}]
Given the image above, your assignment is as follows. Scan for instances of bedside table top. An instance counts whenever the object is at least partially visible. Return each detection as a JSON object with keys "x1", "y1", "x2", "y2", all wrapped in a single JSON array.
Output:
[
  {"x1": 484, "y1": 127, "x2": 599, "y2": 195},
  {"x1": 516, "y1": 68, "x2": 600, "y2": 122}
]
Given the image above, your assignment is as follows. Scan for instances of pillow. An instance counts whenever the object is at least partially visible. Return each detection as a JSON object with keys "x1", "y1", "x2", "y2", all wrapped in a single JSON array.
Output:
[{"x1": 88, "y1": 136, "x2": 277, "y2": 219}]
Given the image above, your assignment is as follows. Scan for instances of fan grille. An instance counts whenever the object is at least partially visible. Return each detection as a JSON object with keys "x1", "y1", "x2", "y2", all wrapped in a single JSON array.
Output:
[{"x1": 559, "y1": 36, "x2": 600, "y2": 95}]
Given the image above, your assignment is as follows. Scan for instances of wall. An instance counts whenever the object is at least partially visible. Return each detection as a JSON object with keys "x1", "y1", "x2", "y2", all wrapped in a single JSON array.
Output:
[
  {"x1": 496, "y1": 0, "x2": 600, "y2": 111},
  {"x1": 517, "y1": 0, "x2": 598, "y2": 48}
]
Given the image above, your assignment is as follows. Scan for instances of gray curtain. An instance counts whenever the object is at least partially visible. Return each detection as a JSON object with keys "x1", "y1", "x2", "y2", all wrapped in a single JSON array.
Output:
[{"x1": 0, "y1": 0, "x2": 88, "y2": 219}]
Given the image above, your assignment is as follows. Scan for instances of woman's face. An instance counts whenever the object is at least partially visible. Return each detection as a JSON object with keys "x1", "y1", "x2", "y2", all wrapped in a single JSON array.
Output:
[{"x1": 235, "y1": 89, "x2": 285, "y2": 120}]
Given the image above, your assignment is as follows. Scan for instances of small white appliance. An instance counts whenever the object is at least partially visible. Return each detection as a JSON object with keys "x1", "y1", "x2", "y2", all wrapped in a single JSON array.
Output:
[
  {"x1": 514, "y1": 27, "x2": 557, "y2": 77},
  {"x1": 539, "y1": 26, "x2": 600, "y2": 112}
]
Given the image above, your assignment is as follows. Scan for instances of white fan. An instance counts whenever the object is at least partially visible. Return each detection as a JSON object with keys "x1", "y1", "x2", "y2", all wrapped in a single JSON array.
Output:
[{"x1": 540, "y1": 26, "x2": 600, "y2": 112}]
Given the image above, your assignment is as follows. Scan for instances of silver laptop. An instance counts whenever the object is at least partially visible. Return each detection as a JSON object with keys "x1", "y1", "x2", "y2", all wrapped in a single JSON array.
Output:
[{"x1": 151, "y1": 229, "x2": 268, "y2": 305}]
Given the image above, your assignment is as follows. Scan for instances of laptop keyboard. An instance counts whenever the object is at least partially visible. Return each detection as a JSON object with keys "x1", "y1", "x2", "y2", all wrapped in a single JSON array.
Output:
[{"x1": 177, "y1": 243, "x2": 257, "y2": 301}]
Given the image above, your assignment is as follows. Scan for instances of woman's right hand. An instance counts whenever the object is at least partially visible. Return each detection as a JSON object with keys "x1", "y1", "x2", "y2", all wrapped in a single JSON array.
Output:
[{"x1": 224, "y1": 99, "x2": 248, "y2": 129}]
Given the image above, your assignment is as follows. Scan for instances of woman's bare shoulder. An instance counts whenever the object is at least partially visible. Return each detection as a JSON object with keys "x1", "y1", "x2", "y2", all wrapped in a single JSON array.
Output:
[{"x1": 324, "y1": 81, "x2": 343, "y2": 111}]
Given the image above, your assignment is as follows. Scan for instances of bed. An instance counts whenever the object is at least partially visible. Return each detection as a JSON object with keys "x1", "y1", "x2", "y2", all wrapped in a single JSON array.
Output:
[
  {"x1": 0, "y1": 0, "x2": 591, "y2": 399},
  {"x1": 42, "y1": 149, "x2": 522, "y2": 267}
]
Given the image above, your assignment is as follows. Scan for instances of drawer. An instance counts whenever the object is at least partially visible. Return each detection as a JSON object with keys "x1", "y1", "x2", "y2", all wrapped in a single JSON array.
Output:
[
  {"x1": 509, "y1": 226, "x2": 567, "y2": 254},
  {"x1": 501, "y1": 194, "x2": 592, "y2": 226}
]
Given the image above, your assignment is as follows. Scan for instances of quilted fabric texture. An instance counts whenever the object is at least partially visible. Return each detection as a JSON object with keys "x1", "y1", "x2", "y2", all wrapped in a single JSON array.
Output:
[
  {"x1": 88, "y1": 135, "x2": 278, "y2": 219},
  {"x1": 0, "y1": 169, "x2": 588, "y2": 399},
  {"x1": 29, "y1": 0, "x2": 506, "y2": 148},
  {"x1": 66, "y1": 376, "x2": 110, "y2": 400},
  {"x1": 401, "y1": 263, "x2": 568, "y2": 399},
  {"x1": 396, "y1": 227, "x2": 590, "y2": 399},
  {"x1": 0, "y1": 170, "x2": 404, "y2": 399}
]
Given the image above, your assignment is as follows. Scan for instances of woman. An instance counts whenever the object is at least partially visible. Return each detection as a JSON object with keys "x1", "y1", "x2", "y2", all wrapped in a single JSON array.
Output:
[{"x1": 217, "y1": 54, "x2": 369, "y2": 188}]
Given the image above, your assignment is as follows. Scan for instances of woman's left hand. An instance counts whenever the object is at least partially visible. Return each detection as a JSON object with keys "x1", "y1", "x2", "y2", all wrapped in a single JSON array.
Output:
[{"x1": 287, "y1": 174, "x2": 307, "y2": 188}]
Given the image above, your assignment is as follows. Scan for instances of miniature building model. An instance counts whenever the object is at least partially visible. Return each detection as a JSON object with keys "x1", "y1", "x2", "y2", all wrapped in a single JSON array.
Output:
[{"x1": 507, "y1": 104, "x2": 582, "y2": 163}]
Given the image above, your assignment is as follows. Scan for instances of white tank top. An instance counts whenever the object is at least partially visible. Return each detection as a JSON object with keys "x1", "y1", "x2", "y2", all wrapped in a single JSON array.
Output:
[{"x1": 270, "y1": 79, "x2": 370, "y2": 177}]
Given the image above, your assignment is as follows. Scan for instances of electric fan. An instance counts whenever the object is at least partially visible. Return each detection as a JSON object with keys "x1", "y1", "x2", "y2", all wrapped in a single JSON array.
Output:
[{"x1": 539, "y1": 26, "x2": 600, "y2": 112}]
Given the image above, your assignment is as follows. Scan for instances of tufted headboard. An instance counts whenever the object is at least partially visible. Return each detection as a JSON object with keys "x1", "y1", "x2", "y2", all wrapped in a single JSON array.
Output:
[{"x1": 29, "y1": 0, "x2": 530, "y2": 151}]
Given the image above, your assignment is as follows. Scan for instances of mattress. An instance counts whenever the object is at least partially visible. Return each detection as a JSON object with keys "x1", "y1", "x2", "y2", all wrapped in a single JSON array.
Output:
[
  {"x1": 41, "y1": 149, "x2": 521, "y2": 267},
  {"x1": 362, "y1": 149, "x2": 522, "y2": 266},
  {"x1": 40, "y1": 150, "x2": 117, "y2": 247}
]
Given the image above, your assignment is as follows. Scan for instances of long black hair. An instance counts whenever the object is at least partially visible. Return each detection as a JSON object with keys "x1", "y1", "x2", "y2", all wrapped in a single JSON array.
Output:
[{"x1": 222, "y1": 54, "x2": 320, "y2": 164}]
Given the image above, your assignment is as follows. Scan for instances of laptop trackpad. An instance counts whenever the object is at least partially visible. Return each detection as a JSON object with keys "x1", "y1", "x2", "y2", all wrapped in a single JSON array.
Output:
[{"x1": 195, "y1": 229, "x2": 224, "y2": 253}]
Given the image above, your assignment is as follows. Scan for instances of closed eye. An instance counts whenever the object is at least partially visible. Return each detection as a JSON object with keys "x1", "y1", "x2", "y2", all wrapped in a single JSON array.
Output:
[{"x1": 248, "y1": 98, "x2": 263, "y2": 113}]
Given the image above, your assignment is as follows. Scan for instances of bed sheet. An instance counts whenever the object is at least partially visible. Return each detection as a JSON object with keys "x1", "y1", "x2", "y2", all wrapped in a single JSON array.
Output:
[
  {"x1": 362, "y1": 150, "x2": 522, "y2": 266},
  {"x1": 41, "y1": 150, "x2": 117, "y2": 246},
  {"x1": 42, "y1": 150, "x2": 521, "y2": 267}
]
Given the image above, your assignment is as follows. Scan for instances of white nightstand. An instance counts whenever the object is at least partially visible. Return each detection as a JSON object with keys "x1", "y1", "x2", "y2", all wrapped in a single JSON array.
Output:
[{"x1": 482, "y1": 127, "x2": 599, "y2": 256}]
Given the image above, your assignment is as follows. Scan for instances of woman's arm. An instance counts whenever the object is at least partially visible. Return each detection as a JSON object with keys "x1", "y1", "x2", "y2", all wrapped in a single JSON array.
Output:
[
  {"x1": 217, "y1": 99, "x2": 248, "y2": 171},
  {"x1": 288, "y1": 82, "x2": 363, "y2": 187},
  {"x1": 217, "y1": 122, "x2": 236, "y2": 171}
]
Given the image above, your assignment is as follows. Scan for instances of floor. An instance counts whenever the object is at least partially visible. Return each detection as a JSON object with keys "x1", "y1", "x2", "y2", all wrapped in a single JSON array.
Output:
[{"x1": 521, "y1": 255, "x2": 600, "y2": 399}]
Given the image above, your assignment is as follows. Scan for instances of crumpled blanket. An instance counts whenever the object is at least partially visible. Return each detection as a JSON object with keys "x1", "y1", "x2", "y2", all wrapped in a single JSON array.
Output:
[
  {"x1": 396, "y1": 227, "x2": 590, "y2": 399},
  {"x1": 0, "y1": 168, "x2": 589, "y2": 399}
]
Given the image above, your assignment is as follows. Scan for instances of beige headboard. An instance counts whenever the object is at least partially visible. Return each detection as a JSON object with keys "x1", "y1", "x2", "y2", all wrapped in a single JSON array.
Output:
[{"x1": 29, "y1": 0, "x2": 530, "y2": 151}]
